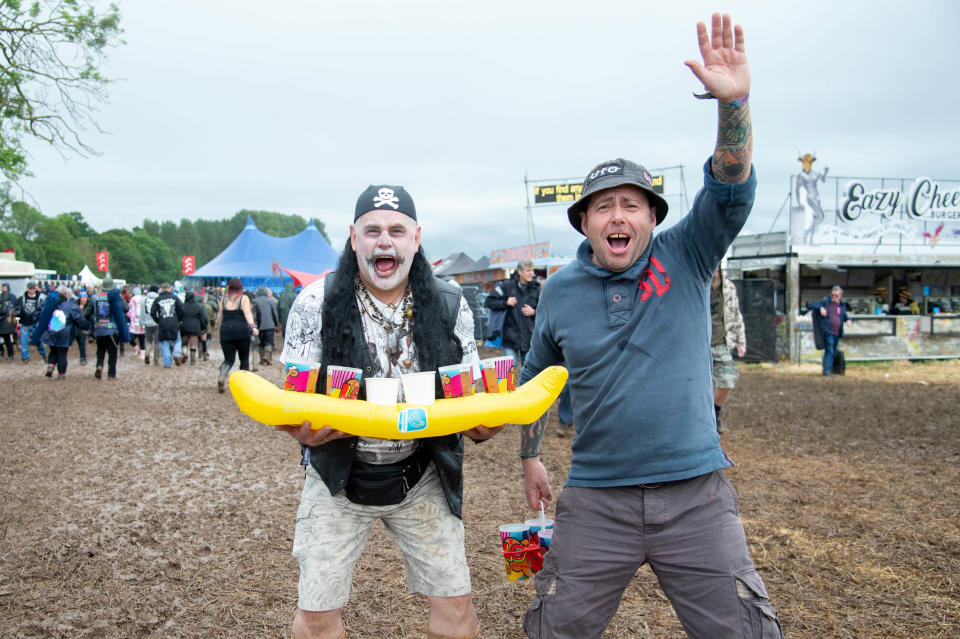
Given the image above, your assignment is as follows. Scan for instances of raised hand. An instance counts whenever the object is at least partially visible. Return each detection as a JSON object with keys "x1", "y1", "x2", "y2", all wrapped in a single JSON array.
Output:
[{"x1": 684, "y1": 13, "x2": 750, "y2": 103}]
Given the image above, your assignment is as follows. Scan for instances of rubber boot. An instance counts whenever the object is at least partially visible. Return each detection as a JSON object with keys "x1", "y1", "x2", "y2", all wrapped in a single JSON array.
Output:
[
  {"x1": 218, "y1": 362, "x2": 231, "y2": 393},
  {"x1": 259, "y1": 347, "x2": 267, "y2": 367},
  {"x1": 264, "y1": 345, "x2": 273, "y2": 366},
  {"x1": 190, "y1": 349, "x2": 197, "y2": 365}
]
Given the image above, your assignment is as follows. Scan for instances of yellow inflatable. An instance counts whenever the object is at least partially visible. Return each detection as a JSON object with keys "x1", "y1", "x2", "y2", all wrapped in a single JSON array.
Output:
[{"x1": 229, "y1": 365, "x2": 568, "y2": 439}]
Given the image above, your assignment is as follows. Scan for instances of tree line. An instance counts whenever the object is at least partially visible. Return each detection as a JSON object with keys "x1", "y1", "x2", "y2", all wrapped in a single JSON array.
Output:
[{"x1": 0, "y1": 202, "x2": 329, "y2": 283}]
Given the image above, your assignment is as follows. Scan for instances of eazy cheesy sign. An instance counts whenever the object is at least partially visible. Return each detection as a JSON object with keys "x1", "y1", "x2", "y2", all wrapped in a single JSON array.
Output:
[{"x1": 841, "y1": 177, "x2": 960, "y2": 222}]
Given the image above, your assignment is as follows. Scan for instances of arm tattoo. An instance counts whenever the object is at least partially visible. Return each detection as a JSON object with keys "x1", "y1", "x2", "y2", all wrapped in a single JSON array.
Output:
[
  {"x1": 519, "y1": 415, "x2": 548, "y2": 458},
  {"x1": 712, "y1": 99, "x2": 752, "y2": 184}
]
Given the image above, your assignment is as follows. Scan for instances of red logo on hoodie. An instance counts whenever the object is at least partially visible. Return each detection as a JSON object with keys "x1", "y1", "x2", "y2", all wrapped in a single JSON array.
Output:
[{"x1": 638, "y1": 256, "x2": 671, "y2": 301}]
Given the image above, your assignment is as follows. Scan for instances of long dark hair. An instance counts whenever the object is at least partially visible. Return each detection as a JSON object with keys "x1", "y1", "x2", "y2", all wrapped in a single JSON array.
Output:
[{"x1": 320, "y1": 240, "x2": 461, "y2": 374}]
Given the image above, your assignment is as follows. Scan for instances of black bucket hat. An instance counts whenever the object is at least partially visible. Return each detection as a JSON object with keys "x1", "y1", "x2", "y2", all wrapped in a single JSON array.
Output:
[{"x1": 566, "y1": 158, "x2": 669, "y2": 234}]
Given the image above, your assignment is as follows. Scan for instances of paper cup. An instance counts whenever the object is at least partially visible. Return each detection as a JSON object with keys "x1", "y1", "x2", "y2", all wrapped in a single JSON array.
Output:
[
  {"x1": 326, "y1": 365, "x2": 363, "y2": 400},
  {"x1": 498, "y1": 524, "x2": 533, "y2": 581},
  {"x1": 479, "y1": 356, "x2": 517, "y2": 393},
  {"x1": 537, "y1": 527, "x2": 553, "y2": 552},
  {"x1": 400, "y1": 371, "x2": 436, "y2": 405},
  {"x1": 439, "y1": 363, "x2": 474, "y2": 398},
  {"x1": 365, "y1": 377, "x2": 399, "y2": 405},
  {"x1": 283, "y1": 361, "x2": 320, "y2": 393},
  {"x1": 525, "y1": 518, "x2": 554, "y2": 536}
]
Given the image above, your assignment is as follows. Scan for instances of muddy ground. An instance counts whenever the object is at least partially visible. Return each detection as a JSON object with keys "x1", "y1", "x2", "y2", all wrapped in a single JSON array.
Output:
[{"x1": 0, "y1": 343, "x2": 957, "y2": 638}]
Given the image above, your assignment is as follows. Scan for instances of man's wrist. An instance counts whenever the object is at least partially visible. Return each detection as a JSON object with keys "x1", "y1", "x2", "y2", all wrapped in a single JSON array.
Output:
[
  {"x1": 694, "y1": 91, "x2": 749, "y2": 108},
  {"x1": 719, "y1": 93, "x2": 749, "y2": 108}
]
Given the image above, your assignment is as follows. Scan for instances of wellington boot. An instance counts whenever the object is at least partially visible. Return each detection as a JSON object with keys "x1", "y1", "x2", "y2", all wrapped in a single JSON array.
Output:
[
  {"x1": 190, "y1": 349, "x2": 197, "y2": 365},
  {"x1": 218, "y1": 363, "x2": 231, "y2": 394},
  {"x1": 259, "y1": 348, "x2": 267, "y2": 366}
]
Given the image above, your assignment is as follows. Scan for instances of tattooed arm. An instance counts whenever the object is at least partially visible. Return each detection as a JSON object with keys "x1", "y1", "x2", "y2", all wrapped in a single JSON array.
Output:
[
  {"x1": 684, "y1": 13, "x2": 752, "y2": 184},
  {"x1": 520, "y1": 417, "x2": 553, "y2": 510}
]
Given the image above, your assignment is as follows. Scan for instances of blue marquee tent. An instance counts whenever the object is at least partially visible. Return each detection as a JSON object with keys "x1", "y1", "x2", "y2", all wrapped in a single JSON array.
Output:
[{"x1": 184, "y1": 216, "x2": 339, "y2": 291}]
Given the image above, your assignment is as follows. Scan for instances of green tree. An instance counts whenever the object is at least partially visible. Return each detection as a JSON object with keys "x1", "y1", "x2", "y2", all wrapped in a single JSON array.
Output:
[
  {"x1": 141, "y1": 218, "x2": 159, "y2": 237},
  {"x1": 97, "y1": 229, "x2": 146, "y2": 281},
  {"x1": 1, "y1": 199, "x2": 43, "y2": 238},
  {"x1": 177, "y1": 217, "x2": 199, "y2": 257},
  {"x1": 56, "y1": 210, "x2": 96, "y2": 239},
  {"x1": 132, "y1": 230, "x2": 178, "y2": 282},
  {"x1": 0, "y1": 0, "x2": 123, "y2": 185},
  {"x1": 34, "y1": 215, "x2": 82, "y2": 272}
]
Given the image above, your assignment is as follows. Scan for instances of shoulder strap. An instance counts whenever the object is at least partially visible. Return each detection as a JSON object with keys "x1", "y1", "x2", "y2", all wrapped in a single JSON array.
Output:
[{"x1": 432, "y1": 277, "x2": 462, "y2": 330}]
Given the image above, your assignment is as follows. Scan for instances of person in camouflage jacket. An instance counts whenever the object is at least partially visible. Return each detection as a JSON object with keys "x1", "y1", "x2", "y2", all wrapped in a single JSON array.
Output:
[{"x1": 710, "y1": 266, "x2": 746, "y2": 433}]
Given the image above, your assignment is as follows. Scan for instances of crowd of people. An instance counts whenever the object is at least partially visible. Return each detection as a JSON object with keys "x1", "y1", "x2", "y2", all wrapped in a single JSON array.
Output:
[{"x1": 2, "y1": 274, "x2": 291, "y2": 390}]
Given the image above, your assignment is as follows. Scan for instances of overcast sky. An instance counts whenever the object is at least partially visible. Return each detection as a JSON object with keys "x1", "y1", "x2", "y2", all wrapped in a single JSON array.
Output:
[{"x1": 17, "y1": 0, "x2": 960, "y2": 263}]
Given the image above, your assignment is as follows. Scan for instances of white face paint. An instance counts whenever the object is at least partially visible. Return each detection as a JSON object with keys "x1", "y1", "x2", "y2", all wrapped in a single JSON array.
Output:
[{"x1": 350, "y1": 210, "x2": 421, "y2": 302}]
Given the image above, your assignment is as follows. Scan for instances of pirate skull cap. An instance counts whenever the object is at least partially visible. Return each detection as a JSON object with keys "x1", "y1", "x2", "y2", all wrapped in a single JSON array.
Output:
[
  {"x1": 566, "y1": 158, "x2": 669, "y2": 234},
  {"x1": 354, "y1": 184, "x2": 417, "y2": 222}
]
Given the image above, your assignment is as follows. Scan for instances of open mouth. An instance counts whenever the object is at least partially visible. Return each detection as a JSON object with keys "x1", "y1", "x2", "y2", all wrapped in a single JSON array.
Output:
[
  {"x1": 606, "y1": 233, "x2": 631, "y2": 252},
  {"x1": 374, "y1": 255, "x2": 399, "y2": 278}
]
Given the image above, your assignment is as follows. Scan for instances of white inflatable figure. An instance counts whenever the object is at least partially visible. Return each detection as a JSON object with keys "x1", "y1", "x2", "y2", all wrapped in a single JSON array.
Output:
[{"x1": 795, "y1": 153, "x2": 829, "y2": 245}]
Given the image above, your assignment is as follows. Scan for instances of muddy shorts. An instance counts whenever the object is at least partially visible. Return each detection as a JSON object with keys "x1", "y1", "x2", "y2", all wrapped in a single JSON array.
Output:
[
  {"x1": 293, "y1": 462, "x2": 471, "y2": 612},
  {"x1": 523, "y1": 471, "x2": 783, "y2": 638},
  {"x1": 712, "y1": 344, "x2": 740, "y2": 390}
]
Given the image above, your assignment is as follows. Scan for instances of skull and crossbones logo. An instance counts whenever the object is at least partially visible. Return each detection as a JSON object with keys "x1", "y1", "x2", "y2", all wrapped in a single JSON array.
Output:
[{"x1": 373, "y1": 188, "x2": 400, "y2": 210}]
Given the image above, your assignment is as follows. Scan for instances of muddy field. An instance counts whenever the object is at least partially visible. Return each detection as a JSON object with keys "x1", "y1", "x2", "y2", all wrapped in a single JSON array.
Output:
[{"x1": 1, "y1": 344, "x2": 958, "y2": 638}]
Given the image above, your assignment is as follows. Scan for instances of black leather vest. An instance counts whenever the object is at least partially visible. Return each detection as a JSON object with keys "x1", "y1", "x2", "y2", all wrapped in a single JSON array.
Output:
[{"x1": 307, "y1": 274, "x2": 466, "y2": 518}]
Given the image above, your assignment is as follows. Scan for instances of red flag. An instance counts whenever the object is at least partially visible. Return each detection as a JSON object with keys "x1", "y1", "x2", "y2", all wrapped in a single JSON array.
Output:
[
  {"x1": 182, "y1": 255, "x2": 195, "y2": 275},
  {"x1": 95, "y1": 251, "x2": 109, "y2": 272}
]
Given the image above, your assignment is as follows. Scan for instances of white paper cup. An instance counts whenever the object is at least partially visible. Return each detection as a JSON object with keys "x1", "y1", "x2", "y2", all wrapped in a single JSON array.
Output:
[
  {"x1": 400, "y1": 371, "x2": 436, "y2": 405},
  {"x1": 365, "y1": 377, "x2": 399, "y2": 405},
  {"x1": 525, "y1": 518, "x2": 554, "y2": 535}
]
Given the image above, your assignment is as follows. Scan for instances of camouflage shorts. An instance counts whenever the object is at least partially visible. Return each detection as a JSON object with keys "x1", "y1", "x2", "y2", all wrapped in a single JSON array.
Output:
[
  {"x1": 712, "y1": 344, "x2": 740, "y2": 390},
  {"x1": 292, "y1": 462, "x2": 471, "y2": 612}
]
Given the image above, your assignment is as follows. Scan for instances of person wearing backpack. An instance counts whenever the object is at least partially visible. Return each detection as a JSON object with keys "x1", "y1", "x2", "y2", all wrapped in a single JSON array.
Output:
[
  {"x1": 179, "y1": 290, "x2": 208, "y2": 365},
  {"x1": 34, "y1": 285, "x2": 90, "y2": 379},
  {"x1": 84, "y1": 274, "x2": 130, "y2": 380}
]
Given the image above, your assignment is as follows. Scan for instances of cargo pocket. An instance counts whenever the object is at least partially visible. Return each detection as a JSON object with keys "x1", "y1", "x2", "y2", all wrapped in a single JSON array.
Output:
[
  {"x1": 522, "y1": 563, "x2": 557, "y2": 639},
  {"x1": 736, "y1": 570, "x2": 784, "y2": 639}
]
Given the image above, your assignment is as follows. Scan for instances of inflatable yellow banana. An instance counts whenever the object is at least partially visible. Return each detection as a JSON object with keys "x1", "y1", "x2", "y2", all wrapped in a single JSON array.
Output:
[{"x1": 229, "y1": 365, "x2": 568, "y2": 439}]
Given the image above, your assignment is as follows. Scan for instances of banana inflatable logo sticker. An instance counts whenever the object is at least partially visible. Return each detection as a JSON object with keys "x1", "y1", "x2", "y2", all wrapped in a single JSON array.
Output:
[{"x1": 398, "y1": 408, "x2": 428, "y2": 433}]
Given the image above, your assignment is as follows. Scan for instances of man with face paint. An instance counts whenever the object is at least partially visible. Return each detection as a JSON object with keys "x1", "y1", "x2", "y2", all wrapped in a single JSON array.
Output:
[
  {"x1": 516, "y1": 14, "x2": 784, "y2": 638},
  {"x1": 279, "y1": 185, "x2": 500, "y2": 639}
]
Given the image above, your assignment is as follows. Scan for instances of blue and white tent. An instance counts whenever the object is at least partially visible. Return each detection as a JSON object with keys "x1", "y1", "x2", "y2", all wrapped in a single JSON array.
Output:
[{"x1": 185, "y1": 217, "x2": 339, "y2": 291}]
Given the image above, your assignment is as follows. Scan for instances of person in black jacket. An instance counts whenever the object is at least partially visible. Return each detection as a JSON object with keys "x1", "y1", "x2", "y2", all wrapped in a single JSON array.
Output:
[
  {"x1": 150, "y1": 283, "x2": 184, "y2": 368},
  {"x1": 14, "y1": 281, "x2": 47, "y2": 363},
  {"x1": 277, "y1": 184, "x2": 500, "y2": 639},
  {"x1": 483, "y1": 259, "x2": 540, "y2": 366},
  {"x1": 0, "y1": 283, "x2": 15, "y2": 360},
  {"x1": 179, "y1": 290, "x2": 208, "y2": 365}
]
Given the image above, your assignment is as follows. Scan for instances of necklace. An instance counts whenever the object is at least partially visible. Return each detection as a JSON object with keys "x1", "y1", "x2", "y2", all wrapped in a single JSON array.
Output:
[{"x1": 356, "y1": 280, "x2": 414, "y2": 373}]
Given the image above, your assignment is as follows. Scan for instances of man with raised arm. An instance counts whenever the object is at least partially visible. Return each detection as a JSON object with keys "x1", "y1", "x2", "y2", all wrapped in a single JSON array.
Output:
[{"x1": 518, "y1": 14, "x2": 784, "y2": 638}]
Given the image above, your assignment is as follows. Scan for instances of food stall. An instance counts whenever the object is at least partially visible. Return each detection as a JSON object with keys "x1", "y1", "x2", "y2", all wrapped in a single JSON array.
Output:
[{"x1": 725, "y1": 170, "x2": 960, "y2": 362}]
